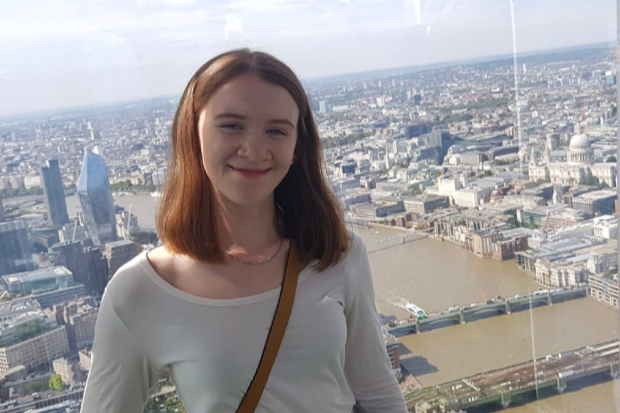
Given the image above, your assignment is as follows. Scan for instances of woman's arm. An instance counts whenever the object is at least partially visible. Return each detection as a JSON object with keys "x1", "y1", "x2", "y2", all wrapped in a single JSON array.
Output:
[
  {"x1": 343, "y1": 234, "x2": 408, "y2": 413},
  {"x1": 80, "y1": 286, "x2": 161, "y2": 413}
]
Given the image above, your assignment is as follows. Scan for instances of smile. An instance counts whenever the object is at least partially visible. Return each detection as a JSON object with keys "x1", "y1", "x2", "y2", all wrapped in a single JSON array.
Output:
[{"x1": 229, "y1": 166, "x2": 271, "y2": 179}]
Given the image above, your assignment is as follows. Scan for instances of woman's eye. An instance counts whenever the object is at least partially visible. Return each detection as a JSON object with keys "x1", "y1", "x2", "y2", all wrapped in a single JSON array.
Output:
[
  {"x1": 268, "y1": 129, "x2": 286, "y2": 136},
  {"x1": 222, "y1": 123, "x2": 242, "y2": 130}
]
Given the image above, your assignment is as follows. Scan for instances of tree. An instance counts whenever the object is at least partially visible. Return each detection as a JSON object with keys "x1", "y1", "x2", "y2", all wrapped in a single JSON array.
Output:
[
  {"x1": 164, "y1": 396, "x2": 186, "y2": 413},
  {"x1": 483, "y1": 170, "x2": 493, "y2": 177},
  {"x1": 526, "y1": 222, "x2": 539, "y2": 230},
  {"x1": 48, "y1": 374, "x2": 65, "y2": 391},
  {"x1": 143, "y1": 398, "x2": 160, "y2": 413}
]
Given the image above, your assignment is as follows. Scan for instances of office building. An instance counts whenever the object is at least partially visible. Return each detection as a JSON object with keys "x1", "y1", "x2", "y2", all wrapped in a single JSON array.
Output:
[
  {"x1": 0, "y1": 220, "x2": 33, "y2": 276},
  {"x1": 40, "y1": 160, "x2": 69, "y2": 226},
  {"x1": 53, "y1": 297, "x2": 98, "y2": 352},
  {"x1": 1, "y1": 267, "x2": 73, "y2": 297},
  {"x1": 49, "y1": 240, "x2": 109, "y2": 296},
  {"x1": 403, "y1": 195, "x2": 450, "y2": 215},
  {"x1": 1, "y1": 267, "x2": 86, "y2": 308},
  {"x1": 572, "y1": 190, "x2": 617, "y2": 215},
  {"x1": 103, "y1": 239, "x2": 140, "y2": 278},
  {"x1": 77, "y1": 151, "x2": 117, "y2": 247},
  {"x1": 0, "y1": 326, "x2": 69, "y2": 372},
  {"x1": 589, "y1": 273, "x2": 619, "y2": 309}
]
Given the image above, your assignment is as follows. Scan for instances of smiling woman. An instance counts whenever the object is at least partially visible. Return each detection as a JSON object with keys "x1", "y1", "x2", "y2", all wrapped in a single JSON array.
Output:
[{"x1": 79, "y1": 49, "x2": 408, "y2": 413}]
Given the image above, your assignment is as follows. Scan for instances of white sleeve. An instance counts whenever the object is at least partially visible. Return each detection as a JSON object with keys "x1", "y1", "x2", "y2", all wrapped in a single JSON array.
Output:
[
  {"x1": 80, "y1": 290, "x2": 161, "y2": 413},
  {"x1": 343, "y1": 236, "x2": 408, "y2": 413}
]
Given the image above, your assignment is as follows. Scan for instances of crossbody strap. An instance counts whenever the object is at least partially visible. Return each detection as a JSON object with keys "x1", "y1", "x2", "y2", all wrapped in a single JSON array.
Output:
[{"x1": 236, "y1": 241, "x2": 301, "y2": 413}]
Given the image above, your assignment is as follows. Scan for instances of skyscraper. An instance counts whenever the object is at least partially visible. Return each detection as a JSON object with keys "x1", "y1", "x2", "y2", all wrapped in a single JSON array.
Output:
[
  {"x1": 77, "y1": 151, "x2": 117, "y2": 247},
  {"x1": 0, "y1": 220, "x2": 33, "y2": 276},
  {"x1": 41, "y1": 159, "x2": 69, "y2": 226}
]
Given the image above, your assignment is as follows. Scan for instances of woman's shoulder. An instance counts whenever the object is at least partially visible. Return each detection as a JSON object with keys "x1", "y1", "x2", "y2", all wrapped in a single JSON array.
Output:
[
  {"x1": 104, "y1": 251, "x2": 151, "y2": 298},
  {"x1": 345, "y1": 229, "x2": 368, "y2": 259}
]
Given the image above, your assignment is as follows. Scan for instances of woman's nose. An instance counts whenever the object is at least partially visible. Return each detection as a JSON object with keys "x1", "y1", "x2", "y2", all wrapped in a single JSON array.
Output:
[{"x1": 237, "y1": 131, "x2": 268, "y2": 160}]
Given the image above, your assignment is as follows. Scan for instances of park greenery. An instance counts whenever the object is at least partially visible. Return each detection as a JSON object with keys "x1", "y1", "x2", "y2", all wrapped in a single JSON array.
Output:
[{"x1": 110, "y1": 180, "x2": 159, "y2": 193}]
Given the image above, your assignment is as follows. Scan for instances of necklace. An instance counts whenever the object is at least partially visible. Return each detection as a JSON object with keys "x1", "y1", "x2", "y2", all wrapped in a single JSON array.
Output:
[{"x1": 223, "y1": 238, "x2": 285, "y2": 266}]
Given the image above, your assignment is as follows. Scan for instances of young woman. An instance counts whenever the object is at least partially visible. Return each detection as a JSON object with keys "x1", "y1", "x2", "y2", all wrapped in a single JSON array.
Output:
[{"x1": 80, "y1": 49, "x2": 407, "y2": 413}]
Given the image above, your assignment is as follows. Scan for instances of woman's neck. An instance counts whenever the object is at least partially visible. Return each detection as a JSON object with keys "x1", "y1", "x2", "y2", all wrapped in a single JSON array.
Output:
[{"x1": 213, "y1": 196, "x2": 281, "y2": 254}]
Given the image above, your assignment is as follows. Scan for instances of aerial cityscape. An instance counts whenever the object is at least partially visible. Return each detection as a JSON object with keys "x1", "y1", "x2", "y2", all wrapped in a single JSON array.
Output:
[{"x1": 0, "y1": 44, "x2": 619, "y2": 412}]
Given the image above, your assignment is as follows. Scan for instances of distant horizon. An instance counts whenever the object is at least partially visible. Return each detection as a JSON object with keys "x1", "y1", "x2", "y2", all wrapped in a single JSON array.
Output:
[{"x1": 0, "y1": 40, "x2": 615, "y2": 122}]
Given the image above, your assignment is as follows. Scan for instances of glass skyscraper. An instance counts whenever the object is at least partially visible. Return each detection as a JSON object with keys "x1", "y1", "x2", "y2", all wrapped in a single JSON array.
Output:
[
  {"x1": 77, "y1": 151, "x2": 117, "y2": 247},
  {"x1": 41, "y1": 159, "x2": 69, "y2": 226},
  {"x1": 0, "y1": 220, "x2": 33, "y2": 276}
]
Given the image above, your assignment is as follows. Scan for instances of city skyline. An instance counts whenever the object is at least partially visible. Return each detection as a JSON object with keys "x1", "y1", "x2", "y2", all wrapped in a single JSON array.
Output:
[{"x1": 0, "y1": 0, "x2": 616, "y2": 117}]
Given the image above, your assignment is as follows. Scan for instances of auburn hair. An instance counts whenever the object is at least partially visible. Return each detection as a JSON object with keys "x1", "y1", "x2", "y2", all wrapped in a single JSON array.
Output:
[{"x1": 156, "y1": 49, "x2": 349, "y2": 271}]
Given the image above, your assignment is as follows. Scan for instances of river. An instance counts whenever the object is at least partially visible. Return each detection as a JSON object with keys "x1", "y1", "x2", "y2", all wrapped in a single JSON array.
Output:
[{"x1": 66, "y1": 193, "x2": 620, "y2": 412}]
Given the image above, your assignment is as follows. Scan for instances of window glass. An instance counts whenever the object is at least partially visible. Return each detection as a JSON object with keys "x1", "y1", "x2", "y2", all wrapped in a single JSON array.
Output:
[{"x1": 0, "y1": 1, "x2": 618, "y2": 412}]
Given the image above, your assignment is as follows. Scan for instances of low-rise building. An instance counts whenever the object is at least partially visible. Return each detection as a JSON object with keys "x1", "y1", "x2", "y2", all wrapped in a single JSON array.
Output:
[
  {"x1": 53, "y1": 298, "x2": 98, "y2": 352},
  {"x1": 403, "y1": 195, "x2": 449, "y2": 214},
  {"x1": 383, "y1": 332, "x2": 401, "y2": 375},
  {"x1": 588, "y1": 273, "x2": 619, "y2": 309},
  {"x1": 52, "y1": 357, "x2": 81, "y2": 385},
  {"x1": 353, "y1": 201, "x2": 405, "y2": 219},
  {"x1": 572, "y1": 189, "x2": 617, "y2": 215}
]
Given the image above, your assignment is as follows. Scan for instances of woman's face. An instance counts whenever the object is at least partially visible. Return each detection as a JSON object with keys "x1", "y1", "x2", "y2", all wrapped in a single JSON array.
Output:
[{"x1": 197, "y1": 74, "x2": 299, "y2": 208}]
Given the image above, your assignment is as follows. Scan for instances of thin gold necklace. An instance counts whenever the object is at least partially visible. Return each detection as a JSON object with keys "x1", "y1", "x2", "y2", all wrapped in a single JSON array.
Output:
[{"x1": 223, "y1": 238, "x2": 284, "y2": 266}]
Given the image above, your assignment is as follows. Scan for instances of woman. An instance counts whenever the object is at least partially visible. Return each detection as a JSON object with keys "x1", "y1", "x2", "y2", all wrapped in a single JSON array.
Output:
[{"x1": 80, "y1": 49, "x2": 407, "y2": 413}]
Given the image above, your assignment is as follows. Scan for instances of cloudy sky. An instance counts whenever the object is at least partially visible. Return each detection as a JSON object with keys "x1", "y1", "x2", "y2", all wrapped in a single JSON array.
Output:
[{"x1": 0, "y1": 0, "x2": 616, "y2": 117}]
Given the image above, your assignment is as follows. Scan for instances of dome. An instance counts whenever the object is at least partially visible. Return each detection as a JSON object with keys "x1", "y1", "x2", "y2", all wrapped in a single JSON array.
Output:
[{"x1": 569, "y1": 134, "x2": 591, "y2": 150}]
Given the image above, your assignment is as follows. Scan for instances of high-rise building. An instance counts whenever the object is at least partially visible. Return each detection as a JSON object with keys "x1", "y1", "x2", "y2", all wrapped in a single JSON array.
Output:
[
  {"x1": 77, "y1": 151, "x2": 117, "y2": 247},
  {"x1": 104, "y1": 239, "x2": 140, "y2": 278},
  {"x1": 0, "y1": 191, "x2": 4, "y2": 222},
  {"x1": 50, "y1": 239, "x2": 109, "y2": 296},
  {"x1": 0, "y1": 220, "x2": 33, "y2": 276},
  {"x1": 40, "y1": 159, "x2": 69, "y2": 226}
]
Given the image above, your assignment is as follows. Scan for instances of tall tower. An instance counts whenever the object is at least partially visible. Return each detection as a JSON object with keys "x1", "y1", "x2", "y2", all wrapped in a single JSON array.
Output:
[
  {"x1": 77, "y1": 151, "x2": 117, "y2": 247},
  {"x1": 0, "y1": 220, "x2": 33, "y2": 276},
  {"x1": 41, "y1": 159, "x2": 69, "y2": 226}
]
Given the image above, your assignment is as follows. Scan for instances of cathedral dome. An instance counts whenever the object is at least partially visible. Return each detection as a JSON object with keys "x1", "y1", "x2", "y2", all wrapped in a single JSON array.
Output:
[{"x1": 569, "y1": 134, "x2": 591, "y2": 150}]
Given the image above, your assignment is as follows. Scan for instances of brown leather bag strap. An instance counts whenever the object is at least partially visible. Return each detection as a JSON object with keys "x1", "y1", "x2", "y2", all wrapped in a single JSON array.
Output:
[{"x1": 236, "y1": 241, "x2": 300, "y2": 413}]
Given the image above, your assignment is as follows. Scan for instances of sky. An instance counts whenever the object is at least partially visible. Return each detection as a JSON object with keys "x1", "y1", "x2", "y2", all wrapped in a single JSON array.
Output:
[{"x1": 0, "y1": 0, "x2": 616, "y2": 117}]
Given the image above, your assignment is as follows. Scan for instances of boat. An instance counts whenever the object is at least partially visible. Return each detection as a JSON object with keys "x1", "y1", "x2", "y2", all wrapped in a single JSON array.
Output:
[{"x1": 404, "y1": 303, "x2": 427, "y2": 319}]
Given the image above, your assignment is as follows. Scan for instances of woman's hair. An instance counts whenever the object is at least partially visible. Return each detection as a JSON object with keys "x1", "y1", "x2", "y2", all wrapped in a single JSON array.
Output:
[{"x1": 156, "y1": 49, "x2": 349, "y2": 271}]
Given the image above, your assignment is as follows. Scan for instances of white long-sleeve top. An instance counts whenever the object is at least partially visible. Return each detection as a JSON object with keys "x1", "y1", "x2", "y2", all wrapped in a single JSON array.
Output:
[{"x1": 80, "y1": 232, "x2": 407, "y2": 413}]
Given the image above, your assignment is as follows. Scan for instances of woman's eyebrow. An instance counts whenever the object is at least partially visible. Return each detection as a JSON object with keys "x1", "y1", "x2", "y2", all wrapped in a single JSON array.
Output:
[{"x1": 214, "y1": 113, "x2": 295, "y2": 128}]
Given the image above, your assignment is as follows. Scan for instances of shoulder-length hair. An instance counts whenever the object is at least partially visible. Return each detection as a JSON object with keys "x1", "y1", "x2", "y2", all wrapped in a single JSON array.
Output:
[{"x1": 156, "y1": 49, "x2": 349, "y2": 271}]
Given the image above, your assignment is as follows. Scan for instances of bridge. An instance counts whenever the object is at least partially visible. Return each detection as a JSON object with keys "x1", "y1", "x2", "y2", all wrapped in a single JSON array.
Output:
[
  {"x1": 405, "y1": 340, "x2": 620, "y2": 411},
  {"x1": 365, "y1": 229, "x2": 433, "y2": 253},
  {"x1": 386, "y1": 286, "x2": 588, "y2": 336}
]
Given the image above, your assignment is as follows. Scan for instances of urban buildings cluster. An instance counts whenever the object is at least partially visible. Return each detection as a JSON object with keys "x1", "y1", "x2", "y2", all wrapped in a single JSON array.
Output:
[{"x1": 0, "y1": 45, "x2": 617, "y2": 411}]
